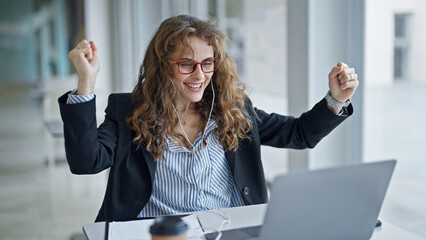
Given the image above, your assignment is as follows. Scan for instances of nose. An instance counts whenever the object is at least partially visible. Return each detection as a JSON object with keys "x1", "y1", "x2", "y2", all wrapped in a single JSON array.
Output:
[{"x1": 191, "y1": 63, "x2": 204, "y2": 78}]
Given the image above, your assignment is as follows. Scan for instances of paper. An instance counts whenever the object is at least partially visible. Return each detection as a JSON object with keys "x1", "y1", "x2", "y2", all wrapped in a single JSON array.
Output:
[{"x1": 108, "y1": 214, "x2": 206, "y2": 240}]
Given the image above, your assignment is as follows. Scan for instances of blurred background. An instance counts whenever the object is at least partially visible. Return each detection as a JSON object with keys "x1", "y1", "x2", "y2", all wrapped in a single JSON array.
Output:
[{"x1": 0, "y1": 0, "x2": 425, "y2": 239}]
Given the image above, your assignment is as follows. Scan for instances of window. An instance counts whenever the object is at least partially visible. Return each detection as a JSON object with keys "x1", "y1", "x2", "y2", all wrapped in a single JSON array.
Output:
[
  {"x1": 394, "y1": 14, "x2": 411, "y2": 82},
  {"x1": 366, "y1": 5, "x2": 426, "y2": 237}
]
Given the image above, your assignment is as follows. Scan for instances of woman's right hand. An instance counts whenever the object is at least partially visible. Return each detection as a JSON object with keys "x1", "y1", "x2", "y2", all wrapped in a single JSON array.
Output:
[{"x1": 68, "y1": 39, "x2": 100, "y2": 95}]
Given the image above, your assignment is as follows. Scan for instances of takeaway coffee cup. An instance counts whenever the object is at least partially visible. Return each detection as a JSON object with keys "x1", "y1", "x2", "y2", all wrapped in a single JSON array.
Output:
[{"x1": 149, "y1": 216, "x2": 188, "y2": 240}]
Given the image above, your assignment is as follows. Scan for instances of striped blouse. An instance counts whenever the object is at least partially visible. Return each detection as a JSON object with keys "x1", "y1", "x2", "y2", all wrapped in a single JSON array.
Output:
[
  {"x1": 138, "y1": 119, "x2": 245, "y2": 217},
  {"x1": 67, "y1": 90, "x2": 245, "y2": 217}
]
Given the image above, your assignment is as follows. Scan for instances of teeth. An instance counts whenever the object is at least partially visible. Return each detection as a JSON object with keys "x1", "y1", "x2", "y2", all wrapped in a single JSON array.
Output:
[{"x1": 185, "y1": 83, "x2": 202, "y2": 89}]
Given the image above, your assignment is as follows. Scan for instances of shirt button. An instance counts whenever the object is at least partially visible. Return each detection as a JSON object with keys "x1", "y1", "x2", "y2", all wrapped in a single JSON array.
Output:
[
  {"x1": 243, "y1": 187, "x2": 250, "y2": 196},
  {"x1": 200, "y1": 190, "x2": 204, "y2": 196}
]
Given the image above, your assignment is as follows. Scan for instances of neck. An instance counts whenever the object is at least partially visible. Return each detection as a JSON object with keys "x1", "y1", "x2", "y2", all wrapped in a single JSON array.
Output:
[{"x1": 176, "y1": 100, "x2": 197, "y2": 114}]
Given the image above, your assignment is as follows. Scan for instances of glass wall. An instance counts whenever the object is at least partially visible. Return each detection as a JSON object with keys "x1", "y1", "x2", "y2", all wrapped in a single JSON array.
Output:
[
  {"x1": 223, "y1": 0, "x2": 288, "y2": 181},
  {"x1": 365, "y1": 0, "x2": 426, "y2": 237},
  {"x1": 0, "y1": 0, "x2": 84, "y2": 83}
]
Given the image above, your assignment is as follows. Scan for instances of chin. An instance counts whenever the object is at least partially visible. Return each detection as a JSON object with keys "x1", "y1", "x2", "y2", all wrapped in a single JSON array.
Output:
[
  {"x1": 183, "y1": 91, "x2": 205, "y2": 103},
  {"x1": 189, "y1": 96, "x2": 203, "y2": 103}
]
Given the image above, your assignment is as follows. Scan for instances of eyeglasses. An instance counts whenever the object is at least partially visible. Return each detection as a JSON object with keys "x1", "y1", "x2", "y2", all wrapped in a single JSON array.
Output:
[{"x1": 172, "y1": 59, "x2": 218, "y2": 74}]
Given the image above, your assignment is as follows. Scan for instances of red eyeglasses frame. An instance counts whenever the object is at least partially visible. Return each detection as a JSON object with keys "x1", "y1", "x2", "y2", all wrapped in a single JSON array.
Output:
[{"x1": 171, "y1": 59, "x2": 219, "y2": 74}]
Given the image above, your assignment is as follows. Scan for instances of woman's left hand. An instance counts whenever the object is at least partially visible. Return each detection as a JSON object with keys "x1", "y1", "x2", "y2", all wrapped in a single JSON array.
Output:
[{"x1": 328, "y1": 62, "x2": 359, "y2": 102}]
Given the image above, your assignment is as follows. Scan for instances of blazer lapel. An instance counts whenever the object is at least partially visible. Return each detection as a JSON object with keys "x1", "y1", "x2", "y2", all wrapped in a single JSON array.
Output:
[
  {"x1": 225, "y1": 150, "x2": 237, "y2": 175},
  {"x1": 130, "y1": 130, "x2": 156, "y2": 184},
  {"x1": 128, "y1": 102, "x2": 156, "y2": 183},
  {"x1": 141, "y1": 148, "x2": 156, "y2": 184}
]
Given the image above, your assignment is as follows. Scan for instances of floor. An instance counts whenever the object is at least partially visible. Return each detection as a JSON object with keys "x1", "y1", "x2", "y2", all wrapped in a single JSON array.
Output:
[{"x1": 0, "y1": 82, "x2": 425, "y2": 239}]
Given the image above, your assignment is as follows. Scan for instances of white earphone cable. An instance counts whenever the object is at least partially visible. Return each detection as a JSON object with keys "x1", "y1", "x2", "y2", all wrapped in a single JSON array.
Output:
[{"x1": 172, "y1": 80, "x2": 215, "y2": 149}]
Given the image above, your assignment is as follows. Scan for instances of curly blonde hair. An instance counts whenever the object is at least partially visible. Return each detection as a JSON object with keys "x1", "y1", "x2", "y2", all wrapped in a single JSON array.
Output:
[{"x1": 126, "y1": 15, "x2": 251, "y2": 160}]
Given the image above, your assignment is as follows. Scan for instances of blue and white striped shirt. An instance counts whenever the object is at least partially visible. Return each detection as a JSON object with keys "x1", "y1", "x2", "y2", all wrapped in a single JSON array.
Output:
[
  {"x1": 67, "y1": 90, "x2": 245, "y2": 217},
  {"x1": 66, "y1": 89, "x2": 95, "y2": 104},
  {"x1": 138, "y1": 119, "x2": 245, "y2": 217}
]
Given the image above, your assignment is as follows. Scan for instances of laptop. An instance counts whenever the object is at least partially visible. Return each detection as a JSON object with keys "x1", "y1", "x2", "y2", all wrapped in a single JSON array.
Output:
[{"x1": 207, "y1": 159, "x2": 396, "y2": 240}]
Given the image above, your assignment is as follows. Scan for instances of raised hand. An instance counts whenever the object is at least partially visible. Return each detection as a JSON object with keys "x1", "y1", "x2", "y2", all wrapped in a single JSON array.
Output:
[
  {"x1": 68, "y1": 39, "x2": 100, "y2": 95},
  {"x1": 328, "y1": 62, "x2": 359, "y2": 103}
]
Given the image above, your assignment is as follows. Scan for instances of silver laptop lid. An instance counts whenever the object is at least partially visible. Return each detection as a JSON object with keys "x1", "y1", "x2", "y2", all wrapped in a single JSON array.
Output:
[{"x1": 260, "y1": 159, "x2": 396, "y2": 240}]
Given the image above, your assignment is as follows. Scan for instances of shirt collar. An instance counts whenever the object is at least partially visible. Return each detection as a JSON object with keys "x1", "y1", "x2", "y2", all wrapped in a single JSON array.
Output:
[
  {"x1": 165, "y1": 119, "x2": 218, "y2": 152},
  {"x1": 203, "y1": 118, "x2": 218, "y2": 137}
]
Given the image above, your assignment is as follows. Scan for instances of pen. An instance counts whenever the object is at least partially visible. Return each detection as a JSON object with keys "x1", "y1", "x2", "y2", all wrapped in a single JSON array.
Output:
[{"x1": 104, "y1": 220, "x2": 109, "y2": 240}]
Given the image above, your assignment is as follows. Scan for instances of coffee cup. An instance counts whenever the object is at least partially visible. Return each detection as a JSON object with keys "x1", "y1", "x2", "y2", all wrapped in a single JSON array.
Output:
[{"x1": 150, "y1": 216, "x2": 188, "y2": 240}]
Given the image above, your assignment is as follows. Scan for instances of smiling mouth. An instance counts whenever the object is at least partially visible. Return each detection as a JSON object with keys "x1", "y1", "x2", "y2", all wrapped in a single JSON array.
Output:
[{"x1": 184, "y1": 82, "x2": 203, "y2": 91}]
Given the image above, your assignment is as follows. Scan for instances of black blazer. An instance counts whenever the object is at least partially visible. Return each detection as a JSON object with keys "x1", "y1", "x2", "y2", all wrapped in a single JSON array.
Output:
[{"x1": 58, "y1": 92, "x2": 352, "y2": 222}]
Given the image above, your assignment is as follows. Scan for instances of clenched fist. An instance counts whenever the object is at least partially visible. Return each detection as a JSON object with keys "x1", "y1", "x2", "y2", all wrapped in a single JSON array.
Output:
[
  {"x1": 328, "y1": 62, "x2": 359, "y2": 103},
  {"x1": 68, "y1": 39, "x2": 100, "y2": 95}
]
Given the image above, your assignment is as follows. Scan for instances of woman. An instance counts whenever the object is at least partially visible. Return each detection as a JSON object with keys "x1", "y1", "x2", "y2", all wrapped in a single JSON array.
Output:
[{"x1": 61, "y1": 15, "x2": 358, "y2": 222}]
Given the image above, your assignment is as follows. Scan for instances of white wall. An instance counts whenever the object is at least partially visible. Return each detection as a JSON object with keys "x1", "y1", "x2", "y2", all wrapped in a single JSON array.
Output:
[
  {"x1": 311, "y1": 0, "x2": 365, "y2": 168},
  {"x1": 365, "y1": 0, "x2": 426, "y2": 87},
  {"x1": 288, "y1": 0, "x2": 365, "y2": 170},
  {"x1": 365, "y1": 0, "x2": 394, "y2": 87}
]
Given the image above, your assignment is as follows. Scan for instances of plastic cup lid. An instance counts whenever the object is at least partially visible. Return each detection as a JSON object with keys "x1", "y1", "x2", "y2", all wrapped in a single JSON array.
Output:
[{"x1": 149, "y1": 216, "x2": 189, "y2": 236}]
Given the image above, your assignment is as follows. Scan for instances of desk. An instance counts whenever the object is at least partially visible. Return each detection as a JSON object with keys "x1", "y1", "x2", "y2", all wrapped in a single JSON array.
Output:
[{"x1": 83, "y1": 204, "x2": 425, "y2": 240}]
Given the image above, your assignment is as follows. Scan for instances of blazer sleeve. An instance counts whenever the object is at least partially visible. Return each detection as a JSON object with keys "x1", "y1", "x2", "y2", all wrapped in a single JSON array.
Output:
[
  {"x1": 58, "y1": 92, "x2": 119, "y2": 174},
  {"x1": 253, "y1": 98, "x2": 353, "y2": 149}
]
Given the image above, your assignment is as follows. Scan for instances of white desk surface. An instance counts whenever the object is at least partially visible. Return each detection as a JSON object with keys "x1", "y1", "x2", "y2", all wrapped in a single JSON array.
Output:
[{"x1": 83, "y1": 204, "x2": 425, "y2": 240}]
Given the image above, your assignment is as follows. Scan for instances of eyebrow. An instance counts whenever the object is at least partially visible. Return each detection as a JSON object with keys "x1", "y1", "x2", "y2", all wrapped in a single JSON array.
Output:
[{"x1": 180, "y1": 57, "x2": 214, "y2": 62}]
